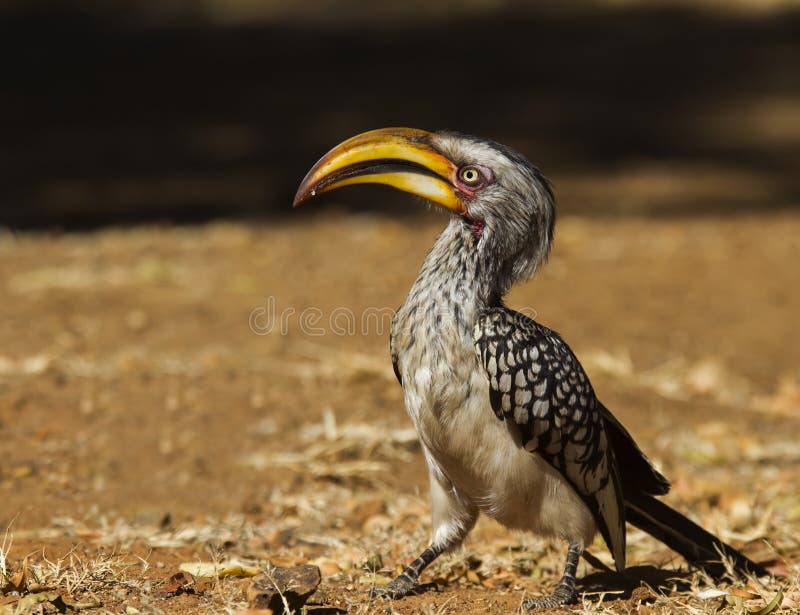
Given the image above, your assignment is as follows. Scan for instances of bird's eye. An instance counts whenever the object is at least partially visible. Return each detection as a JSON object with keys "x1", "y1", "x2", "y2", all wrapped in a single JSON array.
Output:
[{"x1": 458, "y1": 166, "x2": 484, "y2": 186}]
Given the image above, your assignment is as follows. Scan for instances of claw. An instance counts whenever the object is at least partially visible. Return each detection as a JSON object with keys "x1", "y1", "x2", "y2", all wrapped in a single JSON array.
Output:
[
  {"x1": 522, "y1": 586, "x2": 577, "y2": 611},
  {"x1": 369, "y1": 573, "x2": 418, "y2": 600}
]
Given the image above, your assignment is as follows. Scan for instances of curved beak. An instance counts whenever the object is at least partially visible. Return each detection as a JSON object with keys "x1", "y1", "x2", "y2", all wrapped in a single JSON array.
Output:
[{"x1": 293, "y1": 127, "x2": 464, "y2": 213}]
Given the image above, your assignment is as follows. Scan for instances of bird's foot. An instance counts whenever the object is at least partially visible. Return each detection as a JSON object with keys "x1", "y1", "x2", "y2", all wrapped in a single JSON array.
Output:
[
  {"x1": 369, "y1": 572, "x2": 420, "y2": 600},
  {"x1": 522, "y1": 585, "x2": 577, "y2": 611}
]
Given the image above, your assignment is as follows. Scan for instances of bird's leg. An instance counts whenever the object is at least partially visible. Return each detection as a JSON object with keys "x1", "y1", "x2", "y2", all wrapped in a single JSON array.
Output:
[
  {"x1": 370, "y1": 543, "x2": 446, "y2": 599},
  {"x1": 522, "y1": 542, "x2": 581, "y2": 611},
  {"x1": 371, "y1": 468, "x2": 477, "y2": 600}
]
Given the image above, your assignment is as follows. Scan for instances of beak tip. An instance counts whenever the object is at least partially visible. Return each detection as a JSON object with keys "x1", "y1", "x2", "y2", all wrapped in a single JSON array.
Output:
[{"x1": 292, "y1": 181, "x2": 315, "y2": 207}]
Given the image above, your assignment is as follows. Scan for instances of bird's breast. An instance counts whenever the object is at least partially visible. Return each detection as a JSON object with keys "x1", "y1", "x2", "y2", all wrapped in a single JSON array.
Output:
[
  {"x1": 392, "y1": 303, "x2": 512, "y2": 494},
  {"x1": 391, "y1": 301, "x2": 595, "y2": 541},
  {"x1": 392, "y1": 298, "x2": 475, "y2": 404}
]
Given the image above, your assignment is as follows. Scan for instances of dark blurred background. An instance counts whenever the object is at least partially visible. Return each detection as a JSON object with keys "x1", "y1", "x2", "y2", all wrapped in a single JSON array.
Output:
[{"x1": 2, "y1": 0, "x2": 799, "y2": 228}]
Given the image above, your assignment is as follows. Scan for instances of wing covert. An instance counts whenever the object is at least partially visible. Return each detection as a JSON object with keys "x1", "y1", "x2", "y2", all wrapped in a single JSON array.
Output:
[{"x1": 474, "y1": 307, "x2": 626, "y2": 569}]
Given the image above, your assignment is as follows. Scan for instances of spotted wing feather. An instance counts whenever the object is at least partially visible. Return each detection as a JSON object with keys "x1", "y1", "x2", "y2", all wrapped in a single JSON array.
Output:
[{"x1": 474, "y1": 307, "x2": 626, "y2": 569}]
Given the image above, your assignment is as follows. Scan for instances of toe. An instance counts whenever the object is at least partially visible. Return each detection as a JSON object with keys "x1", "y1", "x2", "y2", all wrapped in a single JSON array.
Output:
[
  {"x1": 369, "y1": 574, "x2": 417, "y2": 600},
  {"x1": 522, "y1": 587, "x2": 577, "y2": 611}
]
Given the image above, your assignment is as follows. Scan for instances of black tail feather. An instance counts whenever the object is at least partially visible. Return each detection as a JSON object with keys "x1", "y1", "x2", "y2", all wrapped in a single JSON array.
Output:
[
  {"x1": 625, "y1": 493, "x2": 767, "y2": 579},
  {"x1": 600, "y1": 403, "x2": 670, "y2": 496}
]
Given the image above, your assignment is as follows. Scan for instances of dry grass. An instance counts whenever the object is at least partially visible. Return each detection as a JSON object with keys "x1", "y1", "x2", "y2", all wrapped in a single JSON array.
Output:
[
  {"x1": 2, "y1": 402, "x2": 797, "y2": 614},
  {"x1": 1, "y1": 215, "x2": 799, "y2": 613}
]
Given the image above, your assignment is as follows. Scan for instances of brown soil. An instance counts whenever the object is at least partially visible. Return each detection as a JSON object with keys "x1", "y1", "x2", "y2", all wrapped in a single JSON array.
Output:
[{"x1": 1, "y1": 211, "x2": 798, "y2": 613}]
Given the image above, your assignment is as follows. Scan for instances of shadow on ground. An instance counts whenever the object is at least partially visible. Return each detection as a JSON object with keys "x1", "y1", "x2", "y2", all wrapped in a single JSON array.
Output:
[{"x1": 578, "y1": 564, "x2": 693, "y2": 599}]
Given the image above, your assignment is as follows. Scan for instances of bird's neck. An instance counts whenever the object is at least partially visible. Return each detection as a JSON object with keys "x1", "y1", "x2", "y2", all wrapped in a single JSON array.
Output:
[{"x1": 405, "y1": 218, "x2": 501, "y2": 328}]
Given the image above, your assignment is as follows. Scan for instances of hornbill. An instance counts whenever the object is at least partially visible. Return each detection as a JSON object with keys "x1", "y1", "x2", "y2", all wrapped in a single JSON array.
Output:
[{"x1": 294, "y1": 128, "x2": 766, "y2": 610}]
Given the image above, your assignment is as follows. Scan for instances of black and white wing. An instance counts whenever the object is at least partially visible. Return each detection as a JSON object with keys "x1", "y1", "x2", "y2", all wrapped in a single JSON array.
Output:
[{"x1": 473, "y1": 307, "x2": 626, "y2": 569}]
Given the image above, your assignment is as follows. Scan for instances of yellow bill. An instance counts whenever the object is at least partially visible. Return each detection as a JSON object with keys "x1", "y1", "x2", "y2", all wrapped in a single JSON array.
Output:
[{"x1": 293, "y1": 127, "x2": 464, "y2": 213}]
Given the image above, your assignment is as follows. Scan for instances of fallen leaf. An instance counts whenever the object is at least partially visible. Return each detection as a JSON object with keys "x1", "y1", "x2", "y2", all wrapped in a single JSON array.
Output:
[
  {"x1": 1, "y1": 557, "x2": 27, "y2": 595},
  {"x1": 748, "y1": 590, "x2": 783, "y2": 615},
  {"x1": 161, "y1": 571, "x2": 194, "y2": 596},
  {"x1": 8, "y1": 557, "x2": 27, "y2": 591},
  {"x1": 697, "y1": 588, "x2": 727, "y2": 600},
  {"x1": 179, "y1": 562, "x2": 260, "y2": 578},
  {"x1": 0, "y1": 592, "x2": 66, "y2": 615},
  {"x1": 731, "y1": 587, "x2": 759, "y2": 600}
]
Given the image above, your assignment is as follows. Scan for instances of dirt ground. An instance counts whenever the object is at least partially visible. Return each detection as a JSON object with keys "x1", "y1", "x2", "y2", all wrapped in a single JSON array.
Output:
[{"x1": 1, "y1": 210, "x2": 799, "y2": 614}]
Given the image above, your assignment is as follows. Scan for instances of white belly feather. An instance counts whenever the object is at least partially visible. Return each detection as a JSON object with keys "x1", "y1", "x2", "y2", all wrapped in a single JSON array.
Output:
[{"x1": 400, "y1": 354, "x2": 596, "y2": 546}]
